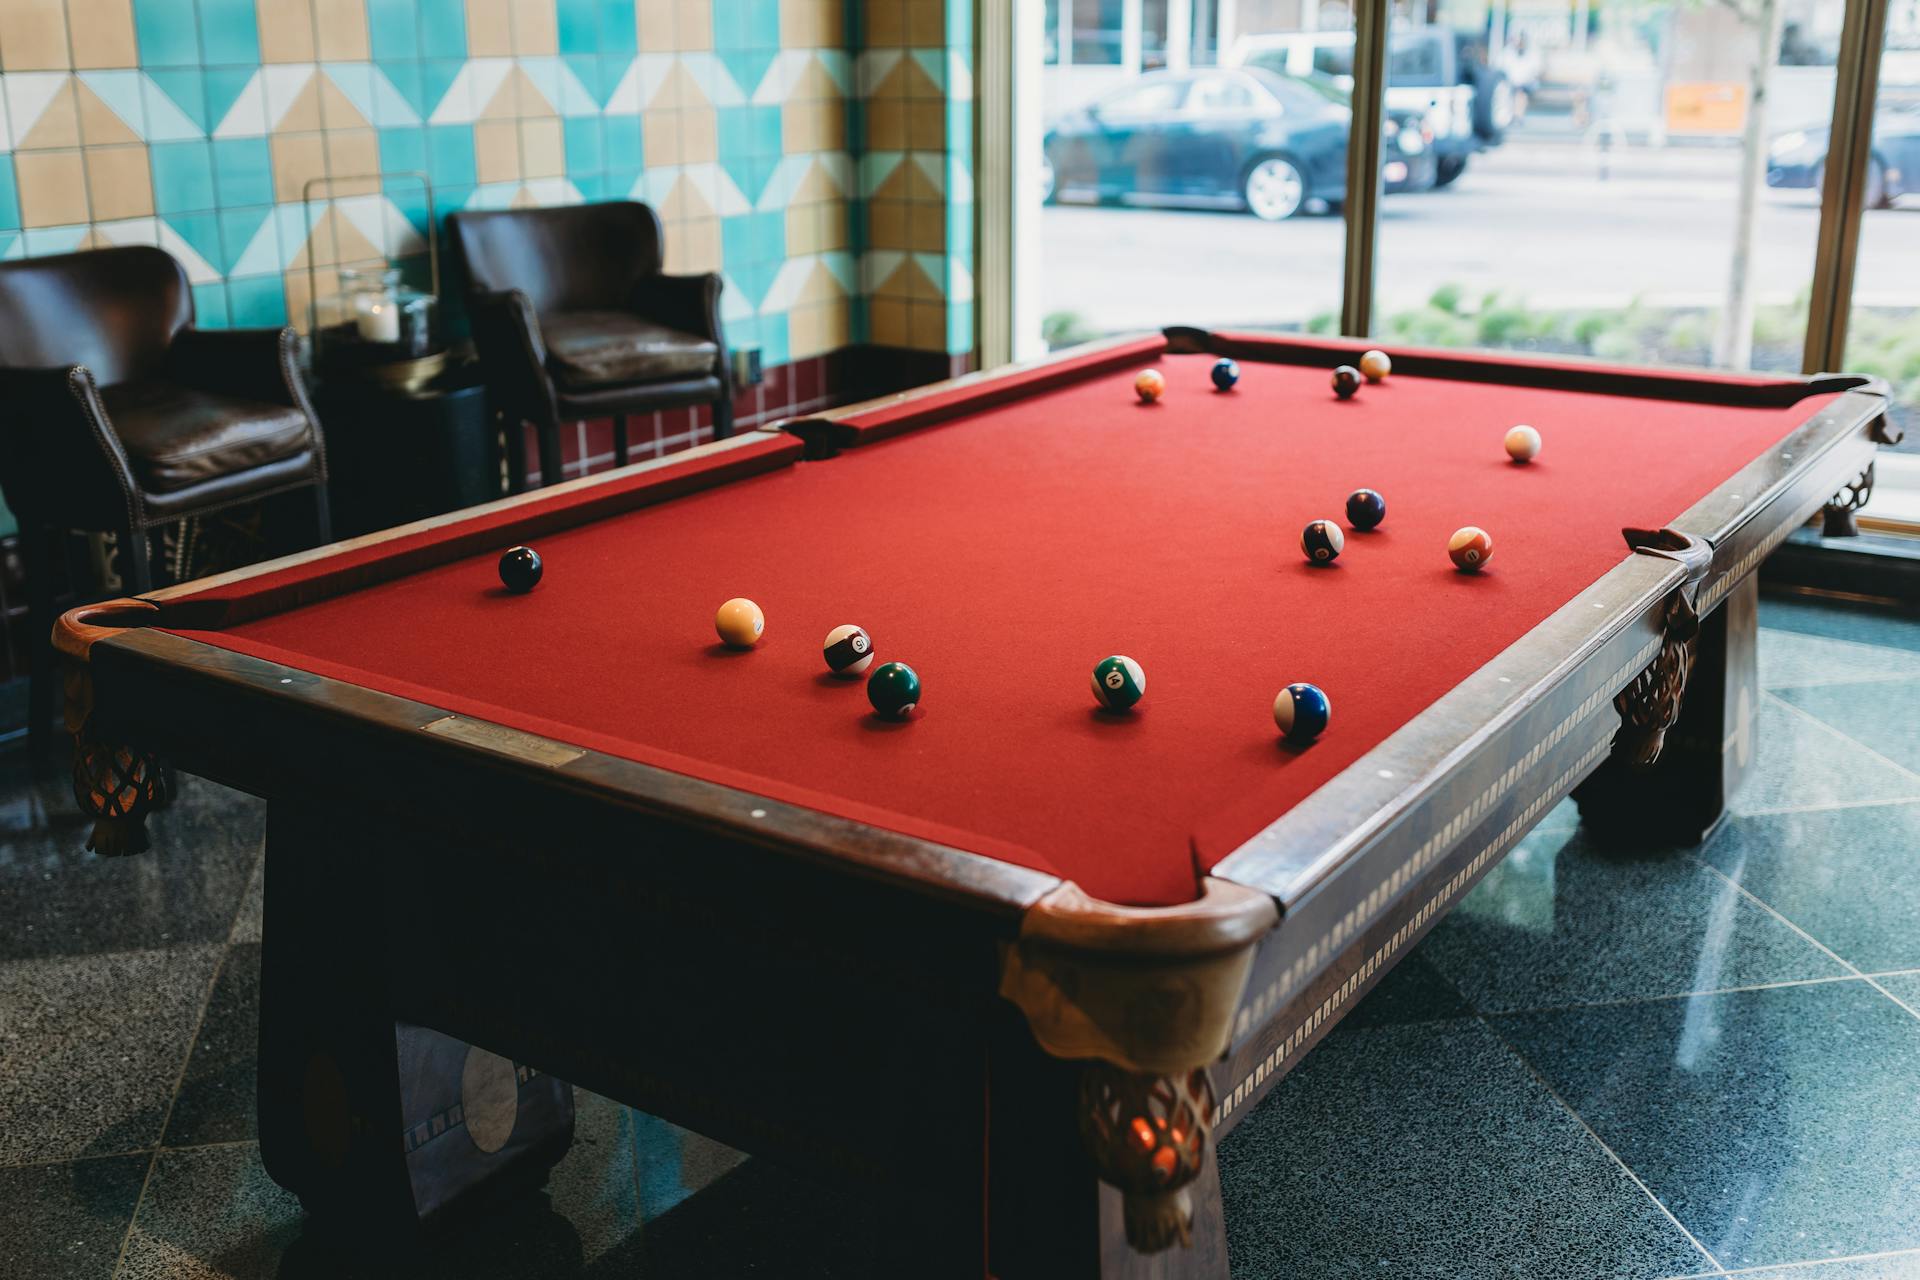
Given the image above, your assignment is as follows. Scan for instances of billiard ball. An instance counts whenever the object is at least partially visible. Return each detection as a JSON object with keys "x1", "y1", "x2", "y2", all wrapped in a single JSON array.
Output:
[
  {"x1": 1332, "y1": 366, "x2": 1362, "y2": 400},
  {"x1": 1301, "y1": 519, "x2": 1345, "y2": 564},
  {"x1": 867, "y1": 662, "x2": 921, "y2": 719},
  {"x1": 1091, "y1": 655, "x2": 1146, "y2": 711},
  {"x1": 715, "y1": 597, "x2": 765, "y2": 648},
  {"x1": 824, "y1": 624, "x2": 875, "y2": 677},
  {"x1": 1359, "y1": 350, "x2": 1391, "y2": 383},
  {"x1": 1274, "y1": 683, "x2": 1331, "y2": 743},
  {"x1": 1449, "y1": 526, "x2": 1493, "y2": 571},
  {"x1": 498, "y1": 545, "x2": 542, "y2": 593},
  {"x1": 1504, "y1": 424, "x2": 1542, "y2": 463},
  {"x1": 1210, "y1": 358, "x2": 1240, "y2": 391},
  {"x1": 1345, "y1": 488, "x2": 1386, "y2": 531},
  {"x1": 1135, "y1": 369, "x2": 1166, "y2": 403}
]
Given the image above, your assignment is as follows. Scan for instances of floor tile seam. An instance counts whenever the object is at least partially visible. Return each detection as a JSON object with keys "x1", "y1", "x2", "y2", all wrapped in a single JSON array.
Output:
[
  {"x1": 0, "y1": 1146, "x2": 161, "y2": 1172},
  {"x1": 1660, "y1": 1244, "x2": 1920, "y2": 1278},
  {"x1": 1762, "y1": 690, "x2": 1920, "y2": 791},
  {"x1": 1468, "y1": 1011, "x2": 1723, "y2": 1274},
  {"x1": 1471, "y1": 972, "x2": 1874, "y2": 1021},
  {"x1": 1732, "y1": 795, "x2": 1920, "y2": 818},
  {"x1": 1688, "y1": 849, "x2": 1872, "y2": 978},
  {"x1": 109, "y1": 941, "x2": 234, "y2": 1279}
]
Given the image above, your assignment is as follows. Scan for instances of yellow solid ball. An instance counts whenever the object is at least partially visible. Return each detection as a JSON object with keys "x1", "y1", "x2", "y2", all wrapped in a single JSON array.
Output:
[
  {"x1": 1358, "y1": 349, "x2": 1391, "y2": 382},
  {"x1": 715, "y1": 597, "x2": 765, "y2": 648}
]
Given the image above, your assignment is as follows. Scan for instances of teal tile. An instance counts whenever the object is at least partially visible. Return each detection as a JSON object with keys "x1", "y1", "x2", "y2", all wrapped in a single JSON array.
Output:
[
  {"x1": 1420, "y1": 824, "x2": 1847, "y2": 1014},
  {"x1": 711, "y1": 0, "x2": 748, "y2": 49},
  {"x1": 0, "y1": 163, "x2": 17, "y2": 233},
  {"x1": 757, "y1": 310, "x2": 788, "y2": 367},
  {"x1": 604, "y1": 114, "x2": 643, "y2": 170},
  {"x1": 133, "y1": 0, "x2": 200, "y2": 67},
  {"x1": 367, "y1": 0, "x2": 420, "y2": 61},
  {"x1": 563, "y1": 117, "x2": 604, "y2": 174},
  {"x1": 1219, "y1": 1018, "x2": 1709, "y2": 1280},
  {"x1": 426, "y1": 125, "x2": 476, "y2": 189},
  {"x1": 1498, "y1": 982, "x2": 1920, "y2": 1269},
  {"x1": 191, "y1": 282, "x2": 229, "y2": 328},
  {"x1": 1703, "y1": 803, "x2": 1920, "y2": 974},
  {"x1": 556, "y1": 0, "x2": 597, "y2": 54},
  {"x1": 210, "y1": 137, "x2": 272, "y2": 207},
  {"x1": 946, "y1": 299, "x2": 973, "y2": 354},
  {"x1": 165, "y1": 211, "x2": 224, "y2": 271},
  {"x1": 203, "y1": 67, "x2": 257, "y2": 135},
  {"x1": 1758, "y1": 627, "x2": 1920, "y2": 692},
  {"x1": 381, "y1": 60, "x2": 430, "y2": 120},
  {"x1": 418, "y1": 0, "x2": 468, "y2": 59},
  {"x1": 149, "y1": 141, "x2": 216, "y2": 215},
  {"x1": 218, "y1": 207, "x2": 274, "y2": 275},
  {"x1": 597, "y1": 0, "x2": 636, "y2": 53},
  {"x1": 225, "y1": 275, "x2": 287, "y2": 327},
  {"x1": 420, "y1": 59, "x2": 467, "y2": 120},
  {"x1": 716, "y1": 49, "x2": 777, "y2": 101},
  {"x1": 1725, "y1": 1257, "x2": 1920, "y2": 1280},
  {"x1": 197, "y1": 0, "x2": 260, "y2": 65},
  {"x1": 378, "y1": 125, "x2": 427, "y2": 176},
  {"x1": 143, "y1": 69, "x2": 205, "y2": 136},
  {"x1": 1346, "y1": 948, "x2": 1473, "y2": 1029}
]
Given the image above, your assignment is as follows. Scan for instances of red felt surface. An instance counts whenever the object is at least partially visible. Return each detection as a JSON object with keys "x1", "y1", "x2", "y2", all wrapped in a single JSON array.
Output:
[{"x1": 165, "y1": 351, "x2": 1837, "y2": 906}]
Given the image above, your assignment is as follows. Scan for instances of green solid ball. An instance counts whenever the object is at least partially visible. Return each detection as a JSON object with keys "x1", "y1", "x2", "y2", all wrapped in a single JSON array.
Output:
[
  {"x1": 867, "y1": 662, "x2": 922, "y2": 719},
  {"x1": 1091, "y1": 655, "x2": 1146, "y2": 711}
]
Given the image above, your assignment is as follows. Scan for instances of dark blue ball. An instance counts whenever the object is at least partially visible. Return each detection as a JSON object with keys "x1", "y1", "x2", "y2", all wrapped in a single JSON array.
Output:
[
  {"x1": 1346, "y1": 488, "x2": 1386, "y2": 531},
  {"x1": 1274, "y1": 682, "x2": 1331, "y2": 743},
  {"x1": 1211, "y1": 358, "x2": 1240, "y2": 391}
]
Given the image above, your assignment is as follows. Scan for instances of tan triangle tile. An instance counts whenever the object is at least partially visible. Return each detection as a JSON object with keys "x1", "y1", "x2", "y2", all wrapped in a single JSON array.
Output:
[
  {"x1": 510, "y1": 184, "x2": 542, "y2": 208},
  {"x1": 476, "y1": 67, "x2": 527, "y2": 120},
  {"x1": 17, "y1": 80, "x2": 81, "y2": 150},
  {"x1": 273, "y1": 76, "x2": 325, "y2": 133},
  {"x1": 287, "y1": 205, "x2": 384, "y2": 270},
  {"x1": 317, "y1": 77, "x2": 371, "y2": 131},
  {"x1": 73, "y1": 79, "x2": 141, "y2": 146},
  {"x1": 788, "y1": 159, "x2": 842, "y2": 205}
]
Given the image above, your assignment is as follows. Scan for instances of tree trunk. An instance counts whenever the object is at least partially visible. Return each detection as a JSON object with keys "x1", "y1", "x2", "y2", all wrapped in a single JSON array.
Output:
[{"x1": 1713, "y1": 0, "x2": 1788, "y2": 370}]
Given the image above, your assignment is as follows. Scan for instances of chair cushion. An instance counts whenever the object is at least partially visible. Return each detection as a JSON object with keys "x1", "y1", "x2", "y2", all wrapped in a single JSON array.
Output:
[
  {"x1": 100, "y1": 380, "x2": 312, "y2": 494},
  {"x1": 541, "y1": 311, "x2": 718, "y2": 390}
]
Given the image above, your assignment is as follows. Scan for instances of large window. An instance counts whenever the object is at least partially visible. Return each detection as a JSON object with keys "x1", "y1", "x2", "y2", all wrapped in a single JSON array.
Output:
[{"x1": 1368, "y1": 0, "x2": 1845, "y2": 378}]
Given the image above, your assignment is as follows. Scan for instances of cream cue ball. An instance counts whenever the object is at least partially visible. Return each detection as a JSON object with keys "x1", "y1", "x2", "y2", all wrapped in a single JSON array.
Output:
[{"x1": 1504, "y1": 424, "x2": 1542, "y2": 463}]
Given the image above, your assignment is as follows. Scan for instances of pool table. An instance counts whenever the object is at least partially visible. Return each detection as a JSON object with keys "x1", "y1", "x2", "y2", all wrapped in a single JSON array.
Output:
[{"x1": 56, "y1": 328, "x2": 1894, "y2": 1278}]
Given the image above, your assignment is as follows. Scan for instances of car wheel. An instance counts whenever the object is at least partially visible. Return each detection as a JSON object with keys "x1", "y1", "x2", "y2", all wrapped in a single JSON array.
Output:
[
  {"x1": 1040, "y1": 150, "x2": 1058, "y2": 205},
  {"x1": 1434, "y1": 155, "x2": 1468, "y2": 188},
  {"x1": 1244, "y1": 156, "x2": 1306, "y2": 221}
]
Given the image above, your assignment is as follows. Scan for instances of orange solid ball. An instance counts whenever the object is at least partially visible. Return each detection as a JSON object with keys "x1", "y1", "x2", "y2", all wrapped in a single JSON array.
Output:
[
  {"x1": 715, "y1": 597, "x2": 765, "y2": 648},
  {"x1": 1134, "y1": 369, "x2": 1166, "y2": 403},
  {"x1": 1448, "y1": 527, "x2": 1493, "y2": 571}
]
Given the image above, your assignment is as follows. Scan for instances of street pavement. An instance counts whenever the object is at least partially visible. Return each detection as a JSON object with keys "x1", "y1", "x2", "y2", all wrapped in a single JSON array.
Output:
[{"x1": 1040, "y1": 136, "x2": 1920, "y2": 333}]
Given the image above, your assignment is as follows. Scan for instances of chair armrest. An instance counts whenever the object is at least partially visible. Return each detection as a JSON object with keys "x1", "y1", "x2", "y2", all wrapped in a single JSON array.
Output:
[
  {"x1": 0, "y1": 364, "x2": 146, "y2": 531},
  {"x1": 631, "y1": 272, "x2": 727, "y2": 353},
  {"x1": 168, "y1": 326, "x2": 303, "y2": 409},
  {"x1": 467, "y1": 288, "x2": 558, "y2": 426}
]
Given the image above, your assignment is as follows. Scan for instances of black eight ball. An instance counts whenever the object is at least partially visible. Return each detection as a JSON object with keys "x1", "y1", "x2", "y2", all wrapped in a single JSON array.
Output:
[
  {"x1": 1331, "y1": 365, "x2": 1362, "y2": 400},
  {"x1": 499, "y1": 545, "x2": 543, "y2": 593}
]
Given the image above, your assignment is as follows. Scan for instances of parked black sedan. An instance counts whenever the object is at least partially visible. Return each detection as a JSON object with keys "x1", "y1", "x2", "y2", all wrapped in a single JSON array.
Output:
[
  {"x1": 1041, "y1": 68, "x2": 1438, "y2": 221},
  {"x1": 1767, "y1": 101, "x2": 1920, "y2": 208}
]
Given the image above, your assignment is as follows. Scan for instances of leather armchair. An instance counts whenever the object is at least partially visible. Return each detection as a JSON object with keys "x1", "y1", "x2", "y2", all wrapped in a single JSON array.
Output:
[
  {"x1": 449, "y1": 202, "x2": 733, "y2": 490},
  {"x1": 0, "y1": 245, "x2": 330, "y2": 767}
]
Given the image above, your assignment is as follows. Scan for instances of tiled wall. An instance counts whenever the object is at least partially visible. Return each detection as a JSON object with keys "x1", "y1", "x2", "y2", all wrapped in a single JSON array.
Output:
[{"x1": 0, "y1": 0, "x2": 978, "y2": 690}]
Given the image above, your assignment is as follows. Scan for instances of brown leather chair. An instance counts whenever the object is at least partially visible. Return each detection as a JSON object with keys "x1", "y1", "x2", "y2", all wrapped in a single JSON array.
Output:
[
  {"x1": 449, "y1": 201, "x2": 733, "y2": 490},
  {"x1": 0, "y1": 246, "x2": 330, "y2": 766}
]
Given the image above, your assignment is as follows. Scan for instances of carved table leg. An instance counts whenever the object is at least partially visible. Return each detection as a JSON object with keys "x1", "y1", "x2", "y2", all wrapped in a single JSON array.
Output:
[
  {"x1": 1575, "y1": 540, "x2": 1758, "y2": 847},
  {"x1": 64, "y1": 659, "x2": 172, "y2": 857},
  {"x1": 1822, "y1": 462, "x2": 1875, "y2": 538}
]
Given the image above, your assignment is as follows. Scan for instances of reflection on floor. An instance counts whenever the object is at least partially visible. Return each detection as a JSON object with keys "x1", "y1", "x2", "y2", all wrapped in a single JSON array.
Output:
[{"x1": 3, "y1": 595, "x2": 1919, "y2": 1279}]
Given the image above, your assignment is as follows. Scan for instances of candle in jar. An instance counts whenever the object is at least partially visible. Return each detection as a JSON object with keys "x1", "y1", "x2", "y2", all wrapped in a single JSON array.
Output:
[{"x1": 354, "y1": 295, "x2": 400, "y2": 342}]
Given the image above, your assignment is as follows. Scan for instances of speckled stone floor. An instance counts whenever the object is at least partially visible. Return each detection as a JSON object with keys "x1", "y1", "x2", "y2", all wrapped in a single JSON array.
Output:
[{"x1": 3, "y1": 594, "x2": 1919, "y2": 1279}]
